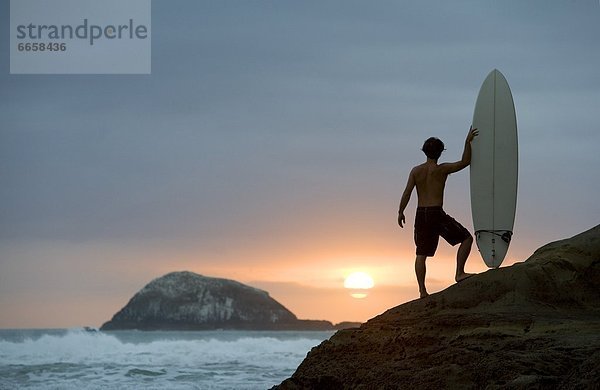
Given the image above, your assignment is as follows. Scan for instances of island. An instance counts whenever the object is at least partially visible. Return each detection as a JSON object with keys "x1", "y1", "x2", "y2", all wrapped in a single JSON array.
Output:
[{"x1": 101, "y1": 271, "x2": 360, "y2": 331}]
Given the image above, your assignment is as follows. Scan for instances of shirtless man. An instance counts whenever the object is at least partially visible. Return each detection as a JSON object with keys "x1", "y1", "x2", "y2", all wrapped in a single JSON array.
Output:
[{"x1": 398, "y1": 126, "x2": 479, "y2": 298}]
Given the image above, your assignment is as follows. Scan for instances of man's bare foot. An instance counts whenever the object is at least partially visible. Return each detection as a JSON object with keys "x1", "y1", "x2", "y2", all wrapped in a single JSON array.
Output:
[
  {"x1": 419, "y1": 290, "x2": 429, "y2": 299},
  {"x1": 455, "y1": 273, "x2": 475, "y2": 283}
]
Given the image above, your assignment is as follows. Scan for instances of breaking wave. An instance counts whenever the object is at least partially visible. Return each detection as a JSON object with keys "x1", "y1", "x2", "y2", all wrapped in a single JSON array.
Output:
[{"x1": 0, "y1": 328, "x2": 332, "y2": 389}]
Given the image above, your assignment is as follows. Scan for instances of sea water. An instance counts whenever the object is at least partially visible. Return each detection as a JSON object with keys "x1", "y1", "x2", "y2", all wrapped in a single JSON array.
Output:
[{"x1": 0, "y1": 328, "x2": 334, "y2": 389}]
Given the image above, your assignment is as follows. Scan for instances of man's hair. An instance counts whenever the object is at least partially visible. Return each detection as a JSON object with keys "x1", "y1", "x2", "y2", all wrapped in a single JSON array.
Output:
[{"x1": 422, "y1": 137, "x2": 445, "y2": 160}]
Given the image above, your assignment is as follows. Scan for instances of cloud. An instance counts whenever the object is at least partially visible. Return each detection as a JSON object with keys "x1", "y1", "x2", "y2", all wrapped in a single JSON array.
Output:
[
  {"x1": 1, "y1": 0, "x2": 599, "y2": 327},
  {"x1": 2, "y1": 1, "x2": 598, "y2": 245}
]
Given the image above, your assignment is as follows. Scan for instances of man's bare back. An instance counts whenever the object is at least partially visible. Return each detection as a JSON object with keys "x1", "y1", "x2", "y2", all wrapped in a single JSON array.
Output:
[{"x1": 411, "y1": 162, "x2": 448, "y2": 208}]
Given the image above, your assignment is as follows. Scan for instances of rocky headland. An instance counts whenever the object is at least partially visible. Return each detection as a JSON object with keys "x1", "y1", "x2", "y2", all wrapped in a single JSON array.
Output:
[
  {"x1": 101, "y1": 271, "x2": 359, "y2": 331},
  {"x1": 275, "y1": 225, "x2": 600, "y2": 389}
]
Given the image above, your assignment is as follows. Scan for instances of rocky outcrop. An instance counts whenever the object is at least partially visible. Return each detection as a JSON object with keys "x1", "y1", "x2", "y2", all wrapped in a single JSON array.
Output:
[
  {"x1": 275, "y1": 225, "x2": 600, "y2": 389},
  {"x1": 101, "y1": 272, "x2": 357, "y2": 331}
]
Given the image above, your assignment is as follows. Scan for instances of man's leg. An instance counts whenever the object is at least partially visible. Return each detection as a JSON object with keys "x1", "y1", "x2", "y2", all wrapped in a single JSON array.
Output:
[
  {"x1": 415, "y1": 255, "x2": 429, "y2": 298},
  {"x1": 455, "y1": 236, "x2": 474, "y2": 282}
]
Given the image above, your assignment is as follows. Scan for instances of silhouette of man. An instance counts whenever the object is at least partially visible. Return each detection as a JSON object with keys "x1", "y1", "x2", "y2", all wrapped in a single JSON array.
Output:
[{"x1": 398, "y1": 126, "x2": 479, "y2": 298}]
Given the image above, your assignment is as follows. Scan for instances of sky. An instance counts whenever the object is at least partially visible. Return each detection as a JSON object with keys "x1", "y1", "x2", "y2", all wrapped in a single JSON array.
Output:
[{"x1": 1, "y1": 0, "x2": 599, "y2": 328}]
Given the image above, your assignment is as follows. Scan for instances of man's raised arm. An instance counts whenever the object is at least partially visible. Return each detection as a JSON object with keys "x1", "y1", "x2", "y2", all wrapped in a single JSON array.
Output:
[{"x1": 439, "y1": 126, "x2": 479, "y2": 174}]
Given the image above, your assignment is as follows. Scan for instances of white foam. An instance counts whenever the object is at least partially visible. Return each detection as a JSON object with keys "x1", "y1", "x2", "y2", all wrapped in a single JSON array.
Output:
[{"x1": 0, "y1": 329, "x2": 332, "y2": 389}]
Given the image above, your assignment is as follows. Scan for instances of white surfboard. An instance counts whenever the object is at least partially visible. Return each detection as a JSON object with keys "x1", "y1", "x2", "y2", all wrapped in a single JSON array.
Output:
[{"x1": 470, "y1": 69, "x2": 518, "y2": 268}]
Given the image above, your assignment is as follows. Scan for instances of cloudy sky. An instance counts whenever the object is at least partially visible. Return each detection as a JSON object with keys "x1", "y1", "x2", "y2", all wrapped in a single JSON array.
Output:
[{"x1": 1, "y1": 0, "x2": 599, "y2": 328}]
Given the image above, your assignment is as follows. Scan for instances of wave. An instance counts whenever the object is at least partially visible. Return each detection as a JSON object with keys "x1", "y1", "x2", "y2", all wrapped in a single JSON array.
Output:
[
  {"x1": 0, "y1": 328, "x2": 332, "y2": 389},
  {"x1": 0, "y1": 328, "x2": 328, "y2": 367}
]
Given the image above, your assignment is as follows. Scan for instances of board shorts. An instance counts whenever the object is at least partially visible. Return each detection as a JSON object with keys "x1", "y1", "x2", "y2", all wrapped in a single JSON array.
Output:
[{"x1": 414, "y1": 206, "x2": 471, "y2": 257}]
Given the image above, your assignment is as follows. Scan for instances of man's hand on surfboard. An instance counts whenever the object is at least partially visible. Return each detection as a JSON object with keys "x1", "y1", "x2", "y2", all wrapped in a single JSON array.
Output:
[{"x1": 467, "y1": 126, "x2": 479, "y2": 143}]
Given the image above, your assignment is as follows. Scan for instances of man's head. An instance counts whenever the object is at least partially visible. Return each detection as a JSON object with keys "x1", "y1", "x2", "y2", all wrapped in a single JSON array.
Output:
[{"x1": 422, "y1": 137, "x2": 445, "y2": 160}]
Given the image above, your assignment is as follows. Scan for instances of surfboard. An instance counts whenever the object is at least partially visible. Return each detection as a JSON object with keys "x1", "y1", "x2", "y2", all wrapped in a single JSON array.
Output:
[{"x1": 470, "y1": 69, "x2": 518, "y2": 268}]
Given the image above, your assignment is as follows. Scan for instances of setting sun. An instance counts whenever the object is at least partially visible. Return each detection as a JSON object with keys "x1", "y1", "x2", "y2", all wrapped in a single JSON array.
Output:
[
  {"x1": 344, "y1": 272, "x2": 375, "y2": 289},
  {"x1": 344, "y1": 272, "x2": 375, "y2": 298}
]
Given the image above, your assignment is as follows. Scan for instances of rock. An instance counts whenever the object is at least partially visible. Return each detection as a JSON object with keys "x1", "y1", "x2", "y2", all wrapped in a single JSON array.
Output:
[
  {"x1": 101, "y1": 271, "x2": 349, "y2": 331},
  {"x1": 274, "y1": 225, "x2": 600, "y2": 389}
]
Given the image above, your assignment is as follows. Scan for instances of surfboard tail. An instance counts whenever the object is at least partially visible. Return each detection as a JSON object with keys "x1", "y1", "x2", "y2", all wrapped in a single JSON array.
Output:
[{"x1": 475, "y1": 230, "x2": 512, "y2": 268}]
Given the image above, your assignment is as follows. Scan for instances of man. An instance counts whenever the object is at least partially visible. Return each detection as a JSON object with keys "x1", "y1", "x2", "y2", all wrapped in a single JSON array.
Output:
[{"x1": 398, "y1": 126, "x2": 479, "y2": 298}]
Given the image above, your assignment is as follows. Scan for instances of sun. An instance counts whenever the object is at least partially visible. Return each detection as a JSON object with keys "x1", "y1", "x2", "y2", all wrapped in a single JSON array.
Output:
[
  {"x1": 344, "y1": 272, "x2": 375, "y2": 289},
  {"x1": 344, "y1": 272, "x2": 375, "y2": 299}
]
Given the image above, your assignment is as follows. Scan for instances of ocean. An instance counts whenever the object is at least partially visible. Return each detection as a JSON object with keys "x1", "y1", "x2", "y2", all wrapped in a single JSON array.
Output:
[{"x1": 0, "y1": 328, "x2": 334, "y2": 389}]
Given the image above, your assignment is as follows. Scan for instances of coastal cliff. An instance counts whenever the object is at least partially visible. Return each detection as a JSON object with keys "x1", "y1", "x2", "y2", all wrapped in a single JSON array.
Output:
[
  {"x1": 101, "y1": 272, "x2": 355, "y2": 331},
  {"x1": 275, "y1": 225, "x2": 600, "y2": 389}
]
